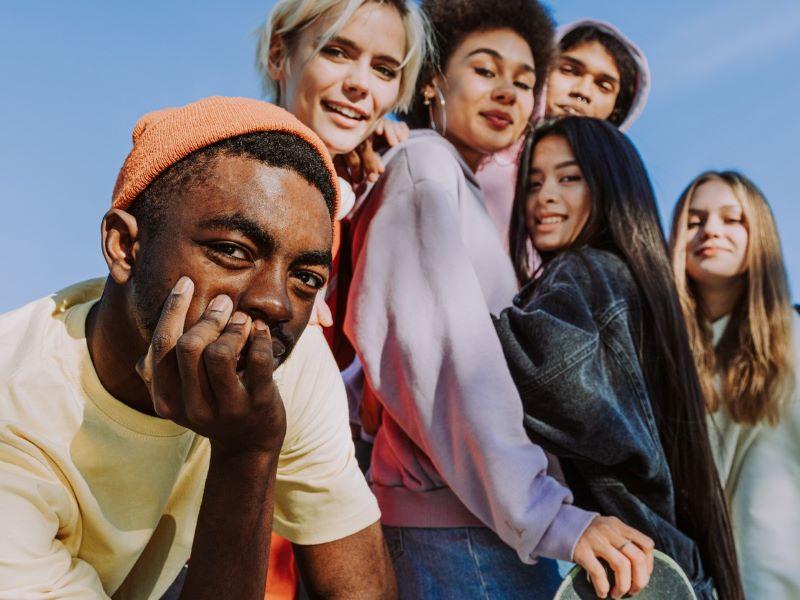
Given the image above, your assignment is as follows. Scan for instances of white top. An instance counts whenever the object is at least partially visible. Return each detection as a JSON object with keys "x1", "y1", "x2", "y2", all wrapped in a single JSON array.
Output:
[{"x1": 706, "y1": 312, "x2": 800, "y2": 599}]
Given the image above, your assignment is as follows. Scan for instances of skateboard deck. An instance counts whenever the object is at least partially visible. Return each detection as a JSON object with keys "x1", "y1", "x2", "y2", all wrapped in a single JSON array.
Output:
[{"x1": 552, "y1": 549, "x2": 697, "y2": 599}]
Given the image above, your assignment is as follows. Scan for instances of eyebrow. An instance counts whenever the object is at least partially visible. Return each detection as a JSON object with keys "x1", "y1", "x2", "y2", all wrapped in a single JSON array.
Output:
[
  {"x1": 199, "y1": 213, "x2": 276, "y2": 254},
  {"x1": 466, "y1": 48, "x2": 535, "y2": 74},
  {"x1": 688, "y1": 205, "x2": 742, "y2": 214},
  {"x1": 530, "y1": 160, "x2": 579, "y2": 175},
  {"x1": 325, "y1": 35, "x2": 403, "y2": 68},
  {"x1": 560, "y1": 55, "x2": 618, "y2": 84},
  {"x1": 198, "y1": 213, "x2": 333, "y2": 268}
]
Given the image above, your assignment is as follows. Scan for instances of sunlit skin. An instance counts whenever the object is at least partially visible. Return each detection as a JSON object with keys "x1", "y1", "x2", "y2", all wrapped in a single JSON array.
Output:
[
  {"x1": 269, "y1": 2, "x2": 406, "y2": 156},
  {"x1": 429, "y1": 28, "x2": 536, "y2": 170},
  {"x1": 684, "y1": 179, "x2": 749, "y2": 319},
  {"x1": 525, "y1": 134, "x2": 592, "y2": 252},
  {"x1": 88, "y1": 155, "x2": 332, "y2": 417},
  {"x1": 546, "y1": 40, "x2": 620, "y2": 120}
]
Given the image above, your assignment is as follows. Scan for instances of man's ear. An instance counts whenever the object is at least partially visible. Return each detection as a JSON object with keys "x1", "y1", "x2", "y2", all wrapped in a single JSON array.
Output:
[
  {"x1": 101, "y1": 208, "x2": 140, "y2": 285},
  {"x1": 267, "y1": 35, "x2": 288, "y2": 81}
]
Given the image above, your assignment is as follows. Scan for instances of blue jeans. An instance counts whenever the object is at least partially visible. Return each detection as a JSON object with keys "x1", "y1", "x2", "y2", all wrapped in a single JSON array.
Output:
[{"x1": 383, "y1": 526, "x2": 561, "y2": 599}]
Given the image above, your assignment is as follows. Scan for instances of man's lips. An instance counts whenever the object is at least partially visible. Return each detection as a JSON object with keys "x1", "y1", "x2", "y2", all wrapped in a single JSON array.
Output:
[
  {"x1": 480, "y1": 110, "x2": 513, "y2": 129},
  {"x1": 557, "y1": 104, "x2": 585, "y2": 117}
]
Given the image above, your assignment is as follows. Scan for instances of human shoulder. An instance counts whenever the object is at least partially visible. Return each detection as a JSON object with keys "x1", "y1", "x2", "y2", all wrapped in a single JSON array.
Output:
[
  {"x1": 544, "y1": 248, "x2": 637, "y2": 300},
  {"x1": 0, "y1": 281, "x2": 101, "y2": 382},
  {"x1": 382, "y1": 129, "x2": 466, "y2": 192}
]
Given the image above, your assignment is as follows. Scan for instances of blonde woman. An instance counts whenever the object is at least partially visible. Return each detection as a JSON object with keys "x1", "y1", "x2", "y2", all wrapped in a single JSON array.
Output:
[
  {"x1": 670, "y1": 170, "x2": 800, "y2": 599},
  {"x1": 256, "y1": 0, "x2": 429, "y2": 211},
  {"x1": 255, "y1": 0, "x2": 429, "y2": 344}
]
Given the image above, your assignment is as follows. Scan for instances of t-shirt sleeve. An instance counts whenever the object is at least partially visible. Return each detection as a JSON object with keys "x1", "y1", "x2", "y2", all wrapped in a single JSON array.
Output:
[
  {"x1": 272, "y1": 327, "x2": 380, "y2": 545},
  {"x1": 0, "y1": 429, "x2": 111, "y2": 599}
]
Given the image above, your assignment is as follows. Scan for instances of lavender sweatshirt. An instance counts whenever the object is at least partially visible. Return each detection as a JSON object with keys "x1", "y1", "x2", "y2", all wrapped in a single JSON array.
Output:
[{"x1": 343, "y1": 130, "x2": 595, "y2": 563}]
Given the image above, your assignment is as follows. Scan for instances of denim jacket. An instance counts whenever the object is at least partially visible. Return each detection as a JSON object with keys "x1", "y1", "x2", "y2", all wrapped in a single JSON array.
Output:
[{"x1": 493, "y1": 247, "x2": 714, "y2": 599}]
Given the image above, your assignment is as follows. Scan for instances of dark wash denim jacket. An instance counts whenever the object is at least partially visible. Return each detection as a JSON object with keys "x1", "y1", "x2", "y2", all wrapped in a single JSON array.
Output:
[{"x1": 494, "y1": 248, "x2": 714, "y2": 599}]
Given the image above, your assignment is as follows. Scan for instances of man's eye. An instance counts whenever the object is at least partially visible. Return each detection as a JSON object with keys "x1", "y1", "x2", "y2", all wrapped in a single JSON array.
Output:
[
  {"x1": 598, "y1": 81, "x2": 615, "y2": 93},
  {"x1": 294, "y1": 271, "x2": 325, "y2": 290},
  {"x1": 211, "y1": 243, "x2": 249, "y2": 260},
  {"x1": 560, "y1": 64, "x2": 577, "y2": 75}
]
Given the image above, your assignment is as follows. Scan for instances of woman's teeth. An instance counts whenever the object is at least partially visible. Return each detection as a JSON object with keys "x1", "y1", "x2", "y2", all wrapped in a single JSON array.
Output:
[
  {"x1": 540, "y1": 216, "x2": 566, "y2": 224},
  {"x1": 324, "y1": 102, "x2": 364, "y2": 120}
]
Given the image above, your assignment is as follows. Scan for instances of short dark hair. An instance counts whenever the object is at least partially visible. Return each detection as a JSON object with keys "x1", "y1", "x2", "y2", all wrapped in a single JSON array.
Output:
[
  {"x1": 559, "y1": 25, "x2": 638, "y2": 127},
  {"x1": 402, "y1": 0, "x2": 556, "y2": 128},
  {"x1": 128, "y1": 131, "x2": 336, "y2": 234}
]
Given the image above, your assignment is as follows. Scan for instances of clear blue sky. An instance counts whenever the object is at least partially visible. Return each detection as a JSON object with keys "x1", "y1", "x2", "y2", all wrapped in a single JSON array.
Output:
[{"x1": 1, "y1": 0, "x2": 799, "y2": 312}]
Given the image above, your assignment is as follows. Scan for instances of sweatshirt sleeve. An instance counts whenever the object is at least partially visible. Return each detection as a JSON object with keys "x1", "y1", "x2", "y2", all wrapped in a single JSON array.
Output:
[
  {"x1": 730, "y1": 397, "x2": 800, "y2": 599},
  {"x1": 344, "y1": 161, "x2": 595, "y2": 563},
  {"x1": 493, "y1": 255, "x2": 665, "y2": 469},
  {"x1": 0, "y1": 430, "x2": 110, "y2": 599}
]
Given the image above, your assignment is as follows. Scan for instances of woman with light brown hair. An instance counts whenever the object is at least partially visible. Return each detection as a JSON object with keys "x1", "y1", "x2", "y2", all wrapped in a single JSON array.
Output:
[{"x1": 669, "y1": 170, "x2": 800, "y2": 598}]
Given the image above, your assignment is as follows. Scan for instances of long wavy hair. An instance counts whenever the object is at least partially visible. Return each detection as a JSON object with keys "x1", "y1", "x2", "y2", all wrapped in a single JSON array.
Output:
[
  {"x1": 669, "y1": 171, "x2": 794, "y2": 425},
  {"x1": 509, "y1": 117, "x2": 744, "y2": 600}
]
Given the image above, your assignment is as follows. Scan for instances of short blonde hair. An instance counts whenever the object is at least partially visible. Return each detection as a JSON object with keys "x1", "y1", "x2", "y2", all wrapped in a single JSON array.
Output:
[{"x1": 255, "y1": 0, "x2": 431, "y2": 113}]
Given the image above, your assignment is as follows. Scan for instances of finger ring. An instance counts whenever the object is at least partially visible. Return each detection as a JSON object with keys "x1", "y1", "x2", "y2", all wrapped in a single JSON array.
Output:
[{"x1": 618, "y1": 540, "x2": 631, "y2": 551}]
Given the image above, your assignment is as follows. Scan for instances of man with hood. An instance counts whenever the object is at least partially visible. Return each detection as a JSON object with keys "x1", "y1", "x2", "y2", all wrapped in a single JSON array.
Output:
[
  {"x1": 545, "y1": 19, "x2": 650, "y2": 129},
  {"x1": 477, "y1": 18, "x2": 650, "y2": 249}
]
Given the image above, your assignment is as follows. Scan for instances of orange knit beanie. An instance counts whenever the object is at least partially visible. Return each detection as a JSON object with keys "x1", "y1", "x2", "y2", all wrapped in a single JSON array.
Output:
[{"x1": 111, "y1": 96, "x2": 339, "y2": 220}]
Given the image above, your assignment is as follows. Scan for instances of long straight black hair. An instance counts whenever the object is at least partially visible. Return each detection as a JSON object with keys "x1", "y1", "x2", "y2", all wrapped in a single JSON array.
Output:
[{"x1": 509, "y1": 117, "x2": 744, "y2": 600}]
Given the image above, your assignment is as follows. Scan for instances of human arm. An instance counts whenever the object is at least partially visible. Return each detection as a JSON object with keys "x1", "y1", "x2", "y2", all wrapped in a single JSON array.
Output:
[
  {"x1": 293, "y1": 522, "x2": 397, "y2": 599},
  {"x1": 344, "y1": 155, "x2": 593, "y2": 559},
  {"x1": 139, "y1": 278, "x2": 286, "y2": 600},
  {"x1": 271, "y1": 326, "x2": 389, "y2": 596},
  {"x1": 492, "y1": 252, "x2": 664, "y2": 467}
]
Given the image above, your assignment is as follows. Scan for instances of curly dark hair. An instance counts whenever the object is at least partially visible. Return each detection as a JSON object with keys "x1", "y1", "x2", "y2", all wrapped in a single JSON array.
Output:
[
  {"x1": 559, "y1": 25, "x2": 638, "y2": 127},
  {"x1": 402, "y1": 0, "x2": 556, "y2": 128}
]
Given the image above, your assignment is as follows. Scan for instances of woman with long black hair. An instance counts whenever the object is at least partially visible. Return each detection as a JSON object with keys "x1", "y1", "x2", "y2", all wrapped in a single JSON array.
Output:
[{"x1": 495, "y1": 117, "x2": 745, "y2": 599}]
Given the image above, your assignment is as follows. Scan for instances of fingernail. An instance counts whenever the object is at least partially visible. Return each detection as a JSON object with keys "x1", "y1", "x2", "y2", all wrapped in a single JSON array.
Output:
[
  {"x1": 208, "y1": 295, "x2": 232, "y2": 312},
  {"x1": 230, "y1": 311, "x2": 247, "y2": 325},
  {"x1": 253, "y1": 319, "x2": 268, "y2": 331},
  {"x1": 173, "y1": 276, "x2": 192, "y2": 295}
]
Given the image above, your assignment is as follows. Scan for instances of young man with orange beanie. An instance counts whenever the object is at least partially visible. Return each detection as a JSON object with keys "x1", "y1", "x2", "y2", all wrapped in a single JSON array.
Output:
[{"x1": 0, "y1": 96, "x2": 394, "y2": 599}]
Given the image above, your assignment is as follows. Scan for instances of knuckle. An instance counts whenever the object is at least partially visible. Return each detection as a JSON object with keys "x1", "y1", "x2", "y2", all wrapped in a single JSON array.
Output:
[
  {"x1": 248, "y1": 345, "x2": 273, "y2": 367},
  {"x1": 610, "y1": 556, "x2": 629, "y2": 572},
  {"x1": 204, "y1": 342, "x2": 236, "y2": 365},
  {"x1": 177, "y1": 333, "x2": 205, "y2": 355}
]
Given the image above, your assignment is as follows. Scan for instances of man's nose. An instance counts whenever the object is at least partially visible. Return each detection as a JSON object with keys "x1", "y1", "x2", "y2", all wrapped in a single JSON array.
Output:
[
  {"x1": 570, "y1": 76, "x2": 593, "y2": 103},
  {"x1": 238, "y1": 269, "x2": 293, "y2": 326}
]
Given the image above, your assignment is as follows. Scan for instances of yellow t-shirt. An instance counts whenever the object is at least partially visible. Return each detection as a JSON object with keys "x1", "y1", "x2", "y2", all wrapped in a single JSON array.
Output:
[{"x1": 0, "y1": 279, "x2": 380, "y2": 599}]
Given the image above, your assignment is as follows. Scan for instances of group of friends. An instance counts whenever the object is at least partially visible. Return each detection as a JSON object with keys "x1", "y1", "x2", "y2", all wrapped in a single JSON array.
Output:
[{"x1": 1, "y1": 0, "x2": 797, "y2": 599}]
